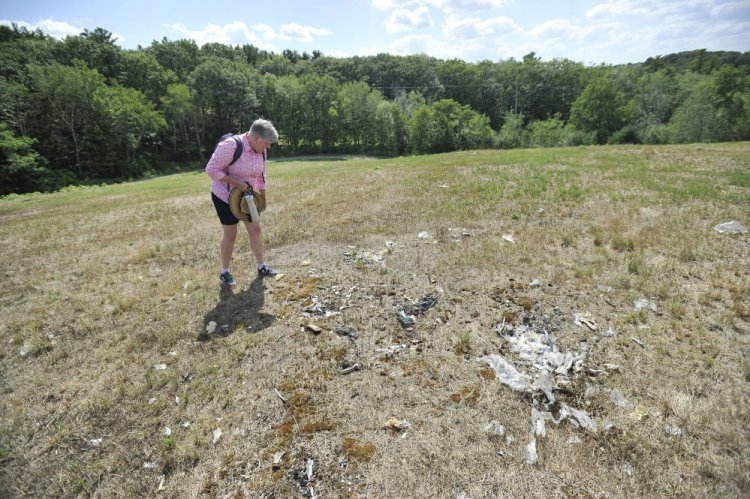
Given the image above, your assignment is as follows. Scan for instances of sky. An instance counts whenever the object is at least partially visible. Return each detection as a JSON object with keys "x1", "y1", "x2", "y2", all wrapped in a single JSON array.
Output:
[{"x1": 1, "y1": 0, "x2": 749, "y2": 65}]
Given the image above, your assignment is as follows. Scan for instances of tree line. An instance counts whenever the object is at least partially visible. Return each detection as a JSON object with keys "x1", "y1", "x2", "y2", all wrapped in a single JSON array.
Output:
[{"x1": 1, "y1": 24, "x2": 748, "y2": 195}]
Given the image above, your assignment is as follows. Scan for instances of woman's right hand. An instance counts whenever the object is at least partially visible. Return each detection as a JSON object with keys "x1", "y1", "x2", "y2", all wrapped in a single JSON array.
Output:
[{"x1": 237, "y1": 181, "x2": 249, "y2": 192}]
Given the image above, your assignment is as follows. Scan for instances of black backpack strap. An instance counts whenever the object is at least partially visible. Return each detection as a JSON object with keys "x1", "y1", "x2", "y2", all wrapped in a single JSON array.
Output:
[{"x1": 228, "y1": 135, "x2": 243, "y2": 166}]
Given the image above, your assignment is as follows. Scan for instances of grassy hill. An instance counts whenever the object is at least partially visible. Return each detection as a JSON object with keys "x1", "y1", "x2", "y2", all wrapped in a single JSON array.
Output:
[{"x1": 1, "y1": 144, "x2": 749, "y2": 497}]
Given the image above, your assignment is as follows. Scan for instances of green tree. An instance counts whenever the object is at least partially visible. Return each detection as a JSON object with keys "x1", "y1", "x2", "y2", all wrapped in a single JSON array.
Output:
[
  {"x1": 121, "y1": 50, "x2": 177, "y2": 102},
  {"x1": 668, "y1": 79, "x2": 729, "y2": 143},
  {"x1": 189, "y1": 57, "x2": 260, "y2": 153},
  {"x1": 161, "y1": 83, "x2": 200, "y2": 159},
  {"x1": 54, "y1": 28, "x2": 123, "y2": 80},
  {"x1": 335, "y1": 82, "x2": 382, "y2": 150},
  {"x1": 497, "y1": 112, "x2": 527, "y2": 149},
  {"x1": 146, "y1": 38, "x2": 200, "y2": 83},
  {"x1": 0, "y1": 122, "x2": 73, "y2": 194},
  {"x1": 30, "y1": 61, "x2": 108, "y2": 176},
  {"x1": 570, "y1": 76, "x2": 628, "y2": 144}
]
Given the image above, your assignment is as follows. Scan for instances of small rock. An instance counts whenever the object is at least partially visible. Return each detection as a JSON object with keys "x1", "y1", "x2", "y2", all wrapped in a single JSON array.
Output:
[
  {"x1": 153, "y1": 364, "x2": 167, "y2": 371},
  {"x1": 714, "y1": 221, "x2": 747, "y2": 234},
  {"x1": 418, "y1": 231, "x2": 431, "y2": 239},
  {"x1": 529, "y1": 279, "x2": 543, "y2": 288},
  {"x1": 205, "y1": 321, "x2": 217, "y2": 334}
]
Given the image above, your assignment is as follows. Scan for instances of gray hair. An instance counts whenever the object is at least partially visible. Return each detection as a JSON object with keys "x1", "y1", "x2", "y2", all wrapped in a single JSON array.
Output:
[{"x1": 249, "y1": 119, "x2": 279, "y2": 143}]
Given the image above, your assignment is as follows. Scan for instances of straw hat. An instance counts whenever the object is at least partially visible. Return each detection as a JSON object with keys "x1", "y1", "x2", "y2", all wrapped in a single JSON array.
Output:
[{"x1": 228, "y1": 187, "x2": 266, "y2": 221}]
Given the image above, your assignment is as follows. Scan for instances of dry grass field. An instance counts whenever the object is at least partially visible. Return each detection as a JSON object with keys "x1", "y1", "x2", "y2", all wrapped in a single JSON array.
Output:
[{"x1": 1, "y1": 143, "x2": 749, "y2": 498}]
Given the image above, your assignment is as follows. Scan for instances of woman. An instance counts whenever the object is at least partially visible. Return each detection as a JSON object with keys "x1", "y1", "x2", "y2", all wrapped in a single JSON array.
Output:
[{"x1": 206, "y1": 119, "x2": 279, "y2": 286}]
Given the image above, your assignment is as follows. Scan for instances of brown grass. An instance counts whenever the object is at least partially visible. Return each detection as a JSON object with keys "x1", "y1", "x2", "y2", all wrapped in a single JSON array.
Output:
[{"x1": 1, "y1": 143, "x2": 749, "y2": 497}]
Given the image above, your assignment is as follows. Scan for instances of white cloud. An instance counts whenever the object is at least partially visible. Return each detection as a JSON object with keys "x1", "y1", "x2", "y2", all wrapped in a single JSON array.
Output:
[
  {"x1": 388, "y1": 33, "x2": 463, "y2": 58},
  {"x1": 166, "y1": 22, "x2": 276, "y2": 50},
  {"x1": 439, "y1": 0, "x2": 513, "y2": 13},
  {"x1": 711, "y1": 1, "x2": 750, "y2": 17},
  {"x1": 385, "y1": 6, "x2": 434, "y2": 33},
  {"x1": 443, "y1": 15, "x2": 520, "y2": 39},
  {"x1": 1, "y1": 18, "x2": 82, "y2": 39},
  {"x1": 254, "y1": 23, "x2": 276, "y2": 41},
  {"x1": 279, "y1": 23, "x2": 332, "y2": 42}
]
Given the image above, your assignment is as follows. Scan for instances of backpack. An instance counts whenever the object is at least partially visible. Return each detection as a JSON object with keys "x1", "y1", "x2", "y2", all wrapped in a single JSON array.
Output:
[{"x1": 215, "y1": 133, "x2": 244, "y2": 166}]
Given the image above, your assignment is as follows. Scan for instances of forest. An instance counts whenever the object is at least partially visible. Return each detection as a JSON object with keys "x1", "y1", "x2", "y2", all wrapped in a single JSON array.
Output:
[{"x1": 1, "y1": 24, "x2": 748, "y2": 194}]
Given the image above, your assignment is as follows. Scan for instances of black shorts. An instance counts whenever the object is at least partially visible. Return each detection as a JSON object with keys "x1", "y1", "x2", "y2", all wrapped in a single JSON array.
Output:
[{"x1": 212, "y1": 193, "x2": 239, "y2": 225}]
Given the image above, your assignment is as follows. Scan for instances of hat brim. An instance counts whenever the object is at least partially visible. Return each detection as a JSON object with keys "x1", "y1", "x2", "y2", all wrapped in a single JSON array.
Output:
[{"x1": 228, "y1": 187, "x2": 266, "y2": 222}]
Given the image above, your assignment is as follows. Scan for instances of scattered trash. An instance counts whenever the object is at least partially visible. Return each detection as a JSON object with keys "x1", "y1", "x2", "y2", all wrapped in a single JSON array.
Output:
[
  {"x1": 304, "y1": 323, "x2": 323, "y2": 335},
  {"x1": 272, "y1": 451, "x2": 285, "y2": 469},
  {"x1": 144, "y1": 462, "x2": 156, "y2": 470},
  {"x1": 340, "y1": 363, "x2": 361, "y2": 375},
  {"x1": 274, "y1": 388, "x2": 288, "y2": 404},
  {"x1": 634, "y1": 299, "x2": 657, "y2": 312},
  {"x1": 82, "y1": 438, "x2": 102, "y2": 451},
  {"x1": 502, "y1": 233, "x2": 516, "y2": 244},
  {"x1": 301, "y1": 260, "x2": 311, "y2": 266},
  {"x1": 303, "y1": 296, "x2": 338, "y2": 318},
  {"x1": 596, "y1": 284, "x2": 613, "y2": 293},
  {"x1": 630, "y1": 406, "x2": 649, "y2": 421},
  {"x1": 630, "y1": 337, "x2": 646, "y2": 348},
  {"x1": 621, "y1": 462, "x2": 634, "y2": 477},
  {"x1": 182, "y1": 422, "x2": 191, "y2": 429},
  {"x1": 376, "y1": 344, "x2": 407, "y2": 359},
  {"x1": 181, "y1": 372, "x2": 194, "y2": 383},
  {"x1": 397, "y1": 310, "x2": 416, "y2": 329},
  {"x1": 666, "y1": 425, "x2": 683, "y2": 437},
  {"x1": 601, "y1": 327, "x2": 616, "y2": 337},
  {"x1": 205, "y1": 321, "x2": 217, "y2": 334},
  {"x1": 479, "y1": 354, "x2": 531, "y2": 392},
  {"x1": 334, "y1": 324, "x2": 358, "y2": 340},
  {"x1": 148, "y1": 398, "x2": 157, "y2": 405},
  {"x1": 610, "y1": 389, "x2": 633, "y2": 409},
  {"x1": 559, "y1": 404, "x2": 597, "y2": 433},
  {"x1": 157, "y1": 475, "x2": 166, "y2": 492},
  {"x1": 212, "y1": 428, "x2": 222, "y2": 444},
  {"x1": 411, "y1": 294, "x2": 439, "y2": 314},
  {"x1": 168, "y1": 351, "x2": 177, "y2": 357},
  {"x1": 714, "y1": 221, "x2": 747, "y2": 234},
  {"x1": 484, "y1": 420, "x2": 506, "y2": 436},
  {"x1": 526, "y1": 434, "x2": 538, "y2": 465},
  {"x1": 574, "y1": 312, "x2": 598, "y2": 331},
  {"x1": 529, "y1": 279, "x2": 543, "y2": 288},
  {"x1": 567, "y1": 436, "x2": 582, "y2": 445},
  {"x1": 153, "y1": 364, "x2": 167, "y2": 371},
  {"x1": 163, "y1": 427, "x2": 172, "y2": 436},
  {"x1": 418, "y1": 231, "x2": 431, "y2": 240},
  {"x1": 383, "y1": 417, "x2": 411, "y2": 432},
  {"x1": 603, "y1": 420, "x2": 616, "y2": 432}
]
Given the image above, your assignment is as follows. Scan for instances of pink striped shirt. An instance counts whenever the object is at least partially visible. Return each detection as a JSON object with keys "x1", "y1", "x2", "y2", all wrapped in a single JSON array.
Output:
[{"x1": 205, "y1": 134, "x2": 266, "y2": 203}]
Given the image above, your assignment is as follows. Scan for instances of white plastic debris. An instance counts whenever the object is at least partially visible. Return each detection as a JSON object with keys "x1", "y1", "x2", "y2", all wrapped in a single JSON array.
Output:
[
  {"x1": 502, "y1": 233, "x2": 516, "y2": 244},
  {"x1": 418, "y1": 231, "x2": 431, "y2": 239},
  {"x1": 164, "y1": 427, "x2": 172, "y2": 436},
  {"x1": 84, "y1": 438, "x2": 102, "y2": 450},
  {"x1": 157, "y1": 475, "x2": 166, "y2": 491},
  {"x1": 610, "y1": 389, "x2": 633, "y2": 409},
  {"x1": 526, "y1": 434, "x2": 538, "y2": 464},
  {"x1": 666, "y1": 425, "x2": 683, "y2": 437},
  {"x1": 532, "y1": 408, "x2": 553, "y2": 437},
  {"x1": 596, "y1": 284, "x2": 613, "y2": 293},
  {"x1": 567, "y1": 436, "x2": 582, "y2": 445},
  {"x1": 148, "y1": 398, "x2": 157, "y2": 405},
  {"x1": 144, "y1": 462, "x2": 156, "y2": 470},
  {"x1": 621, "y1": 462, "x2": 634, "y2": 477},
  {"x1": 205, "y1": 321, "x2": 217, "y2": 334},
  {"x1": 169, "y1": 351, "x2": 177, "y2": 357},
  {"x1": 182, "y1": 422, "x2": 191, "y2": 428},
  {"x1": 212, "y1": 428, "x2": 222, "y2": 444},
  {"x1": 484, "y1": 420, "x2": 506, "y2": 436},
  {"x1": 634, "y1": 299, "x2": 657, "y2": 312},
  {"x1": 714, "y1": 221, "x2": 747, "y2": 234},
  {"x1": 559, "y1": 404, "x2": 597, "y2": 432},
  {"x1": 479, "y1": 355, "x2": 531, "y2": 392},
  {"x1": 574, "y1": 312, "x2": 597, "y2": 331},
  {"x1": 153, "y1": 364, "x2": 167, "y2": 371},
  {"x1": 529, "y1": 279, "x2": 543, "y2": 288}
]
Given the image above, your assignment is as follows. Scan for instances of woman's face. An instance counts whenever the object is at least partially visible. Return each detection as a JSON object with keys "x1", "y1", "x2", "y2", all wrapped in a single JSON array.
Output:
[{"x1": 248, "y1": 133, "x2": 272, "y2": 154}]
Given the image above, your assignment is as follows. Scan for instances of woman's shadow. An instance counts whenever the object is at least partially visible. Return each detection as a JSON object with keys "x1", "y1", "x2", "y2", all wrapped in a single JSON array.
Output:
[{"x1": 200, "y1": 276, "x2": 275, "y2": 340}]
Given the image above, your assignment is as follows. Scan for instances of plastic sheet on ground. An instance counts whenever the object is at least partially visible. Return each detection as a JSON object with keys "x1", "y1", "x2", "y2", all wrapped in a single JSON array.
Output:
[{"x1": 479, "y1": 354, "x2": 531, "y2": 392}]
